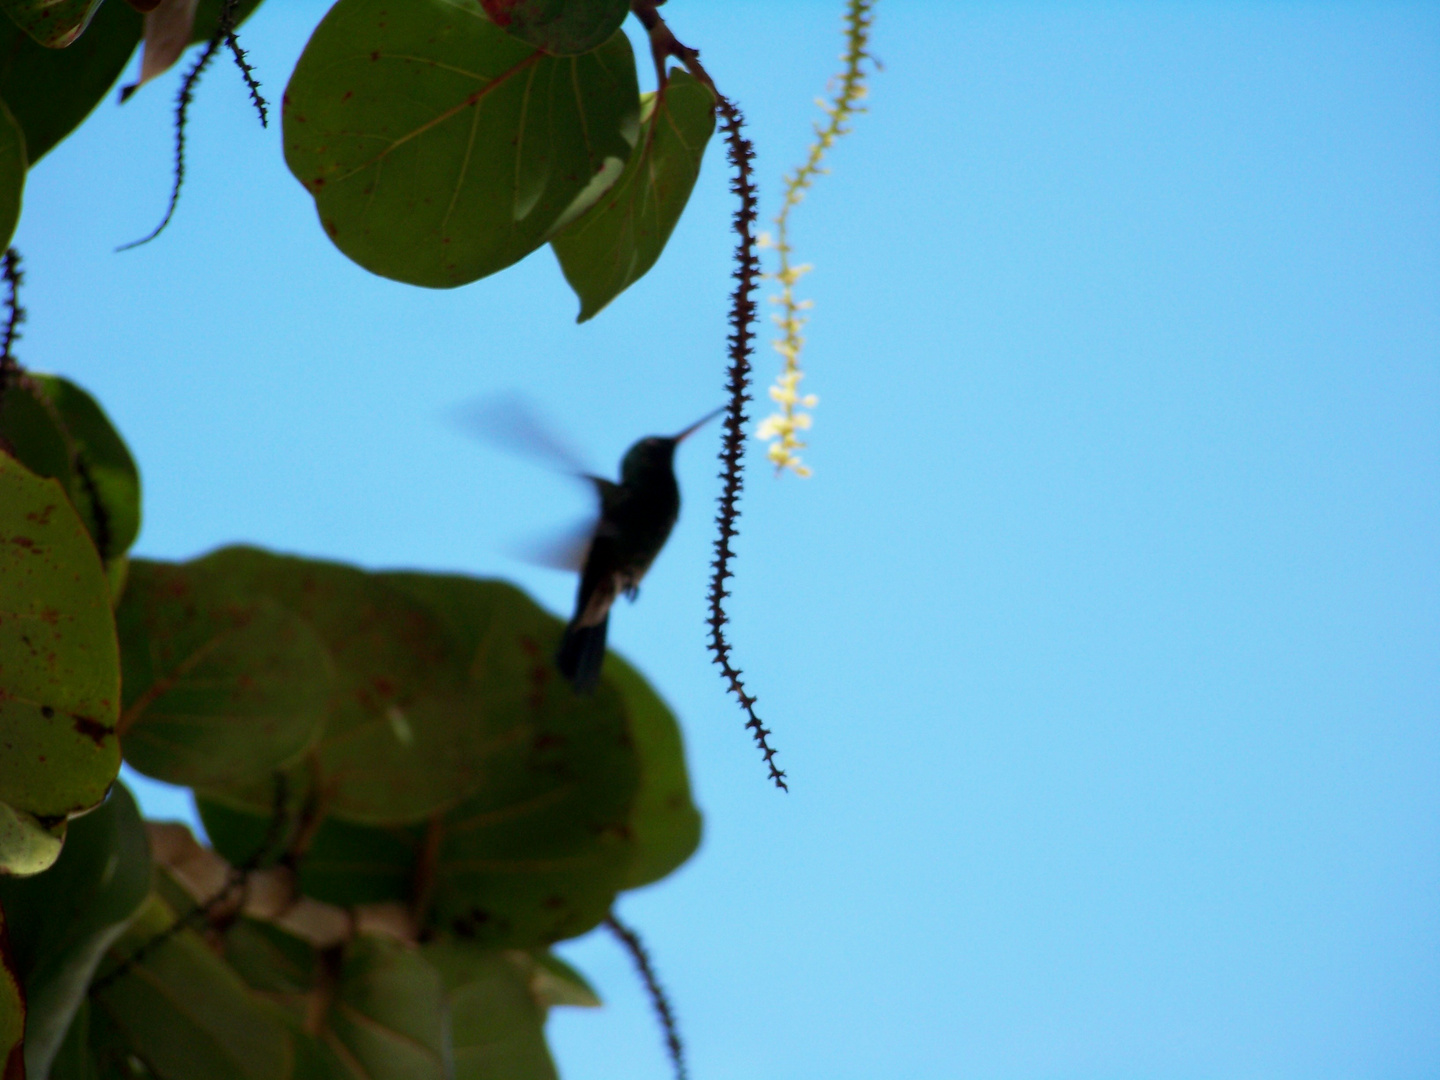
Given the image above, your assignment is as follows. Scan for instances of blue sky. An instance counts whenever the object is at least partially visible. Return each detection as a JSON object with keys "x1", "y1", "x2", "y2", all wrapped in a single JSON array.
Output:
[{"x1": 17, "y1": 2, "x2": 1439, "y2": 1077}]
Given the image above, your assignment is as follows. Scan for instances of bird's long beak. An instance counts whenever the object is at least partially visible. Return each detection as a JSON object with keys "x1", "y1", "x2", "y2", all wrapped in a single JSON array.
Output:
[{"x1": 672, "y1": 406, "x2": 726, "y2": 443}]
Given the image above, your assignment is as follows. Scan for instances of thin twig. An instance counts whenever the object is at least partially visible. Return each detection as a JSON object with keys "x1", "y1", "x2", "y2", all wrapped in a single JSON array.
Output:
[
  {"x1": 630, "y1": 1, "x2": 787, "y2": 791},
  {"x1": 708, "y1": 97, "x2": 787, "y2": 791},
  {"x1": 117, "y1": 0, "x2": 258, "y2": 251},
  {"x1": 0, "y1": 248, "x2": 25, "y2": 414},
  {"x1": 604, "y1": 913, "x2": 687, "y2": 1080},
  {"x1": 226, "y1": 30, "x2": 269, "y2": 127}
]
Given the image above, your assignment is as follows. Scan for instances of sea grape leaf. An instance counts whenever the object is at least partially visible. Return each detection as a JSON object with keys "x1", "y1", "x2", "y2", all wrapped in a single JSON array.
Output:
[
  {"x1": 309, "y1": 935, "x2": 447, "y2": 1080},
  {"x1": 0, "y1": 783, "x2": 150, "y2": 1080},
  {"x1": 424, "y1": 682, "x2": 635, "y2": 947},
  {"x1": 200, "y1": 654, "x2": 640, "y2": 948},
  {"x1": 26, "y1": 375, "x2": 142, "y2": 564},
  {"x1": 218, "y1": 916, "x2": 318, "y2": 1005},
  {"x1": 0, "y1": 374, "x2": 143, "y2": 574},
  {"x1": 0, "y1": 900, "x2": 24, "y2": 1080},
  {"x1": 90, "y1": 892, "x2": 294, "y2": 1080},
  {"x1": 377, "y1": 571, "x2": 639, "y2": 946},
  {"x1": 552, "y1": 68, "x2": 715, "y2": 321},
  {"x1": 0, "y1": 0, "x2": 105, "y2": 49},
  {"x1": 422, "y1": 939, "x2": 557, "y2": 1080},
  {"x1": 115, "y1": 563, "x2": 330, "y2": 790},
  {"x1": 0, "y1": 0, "x2": 141, "y2": 162},
  {"x1": 0, "y1": 376, "x2": 75, "y2": 496},
  {"x1": 0, "y1": 95, "x2": 24, "y2": 250},
  {"x1": 606, "y1": 653, "x2": 700, "y2": 890},
  {"x1": 43, "y1": 995, "x2": 91, "y2": 1080},
  {"x1": 283, "y1": 0, "x2": 640, "y2": 288},
  {"x1": 0, "y1": 802, "x2": 64, "y2": 876},
  {"x1": 479, "y1": 0, "x2": 628, "y2": 56},
  {"x1": 180, "y1": 554, "x2": 693, "y2": 949},
  {"x1": 150, "y1": 547, "x2": 497, "y2": 823},
  {"x1": 531, "y1": 950, "x2": 598, "y2": 1007},
  {"x1": 385, "y1": 571, "x2": 697, "y2": 893},
  {"x1": 0, "y1": 454, "x2": 120, "y2": 872}
]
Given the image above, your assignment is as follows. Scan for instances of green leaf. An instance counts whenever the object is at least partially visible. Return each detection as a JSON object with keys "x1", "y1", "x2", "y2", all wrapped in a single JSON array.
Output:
[
  {"x1": 220, "y1": 923, "x2": 449, "y2": 1080},
  {"x1": 115, "y1": 564, "x2": 330, "y2": 791},
  {"x1": 45, "y1": 996, "x2": 94, "y2": 1080},
  {"x1": 27, "y1": 376, "x2": 142, "y2": 564},
  {"x1": 552, "y1": 68, "x2": 715, "y2": 321},
  {"x1": 0, "y1": 782, "x2": 150, "y2": 1080},
  {"x1": 218, "y1": 917, "x2": 319, "y2": 1004},
  {"x1": 0, "y1": 374, "x2": 143, "y2": 572},
  {"x1": 377, "y1": 571, "x2": 639, "y2": 947},
  {"x1": 0, "y1": 901, "x2": 25, "y2": 1080},
  {"x1": 201, "y1": 653, "x2": 642, "y2": 947},
  {"x1": 151, "y1": 547, "x2": 496, "y2": 823},
  {"x1": 529, "y1": 950, "x2": 598, "y2": 1008},
  {"x1": 479, "y1": 0, "x2": 628, "y2": 57},
  {"x1": 0, "y1": 0, "x2": 105, "y2": 49},
  {"x1": 309, "y1": 935, "x2": 447, "y2": 1080},
  {"x1": 0, "y1": 0, "x2": 141, "y2": 163},
  {"x1": 0, "y1": 96, "x2": 24, "y2": 250},
  {"x1": 91, "y1": 892, "x2": 295, "y2": 1080},
  {"x1": 607, "y1": 653, "x2": 700, "y2": 890},
  {"x1": 0, "y1": 377, "x2": 75, "y2": 495},
  {"x1": 423, "y1": 939, "x2": 557, "y2": 1080},
  {"x1": 0, "y1": 802, "x2": 65, "y2": 875},
  {"x1": 282, "y1": 0, "x2": 640, "y2": 288},
  {"x1": 0, "y1": 454, "x2": 120, "y2": 872},
  {"x1": 179, "y1": 553, "x2": 692, "y2": 950}
]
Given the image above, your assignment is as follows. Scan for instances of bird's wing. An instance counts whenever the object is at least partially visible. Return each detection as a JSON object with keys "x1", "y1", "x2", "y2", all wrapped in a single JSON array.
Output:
[
  {"x1": 451, "y1": 393, "x2": 592, "y2": 476},
  {"x1": 504, "y1": 517, "x2": 595, "y2": 571}
]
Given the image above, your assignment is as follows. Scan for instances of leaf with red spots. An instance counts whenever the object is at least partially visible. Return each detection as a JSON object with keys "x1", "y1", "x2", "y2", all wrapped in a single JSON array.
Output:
[
  {"x1": 189, "y1": 562, "x2": 696, "y2": 951},
  {"x1": 0, "y1": 0, "x2": 141, "y2": 164},
  {"x1": 0, "y1": 374, "x2": 143, "y2": 579},
  {"x1": 115, "y1": 567, "x2": 330, "y2": 791},
  {"x1": 0, "y1": 0, "x2": 105, "y2": 49},
  {"x1": 0, "y1": 454, "x2": 120, "y2": 876},
  {"x1": 122, "y1": 548, "x2": 480, "y2": 823}
]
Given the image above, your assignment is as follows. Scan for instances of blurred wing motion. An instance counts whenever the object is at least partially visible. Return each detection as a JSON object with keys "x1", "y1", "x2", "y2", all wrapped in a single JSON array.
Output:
[
  {"x1": 451, "y1": 392, "x2": 592, "y2": 476},
  {"x1": 503, "y1": 517, "x2": 596, "y2": 572}
]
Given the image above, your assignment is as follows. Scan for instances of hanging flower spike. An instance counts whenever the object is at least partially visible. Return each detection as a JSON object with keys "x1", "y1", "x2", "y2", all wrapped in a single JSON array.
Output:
[{"x1": 755, "y1": 0, "x2": 878, "y2": 477}]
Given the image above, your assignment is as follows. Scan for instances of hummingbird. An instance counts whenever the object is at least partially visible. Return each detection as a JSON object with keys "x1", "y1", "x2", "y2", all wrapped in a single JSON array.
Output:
[{"x1": 556, "y1": 407, "x2": 723, "y2": 691}]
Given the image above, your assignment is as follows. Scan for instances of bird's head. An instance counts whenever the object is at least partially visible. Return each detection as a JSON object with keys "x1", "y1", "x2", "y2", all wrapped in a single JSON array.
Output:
[{"x1": 619, "y1": 407, "x2": 724, "y2": 485}]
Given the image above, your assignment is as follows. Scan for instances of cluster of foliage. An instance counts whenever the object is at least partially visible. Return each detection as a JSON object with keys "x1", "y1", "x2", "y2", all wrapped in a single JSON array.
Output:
[{"x1": 0, "y1": 0, "x2": 759, "y2": 1076}]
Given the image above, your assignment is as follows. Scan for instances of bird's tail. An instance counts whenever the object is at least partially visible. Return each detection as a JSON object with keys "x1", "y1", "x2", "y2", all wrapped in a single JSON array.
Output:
[{"x1": 557, "y1": 615, "x2": 608, "y2": 692}]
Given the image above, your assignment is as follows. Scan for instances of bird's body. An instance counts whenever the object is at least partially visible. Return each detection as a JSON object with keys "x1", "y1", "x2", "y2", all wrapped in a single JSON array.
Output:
[{"x1": 558, "y1": 414, "x2": 719, "y2": 691}]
